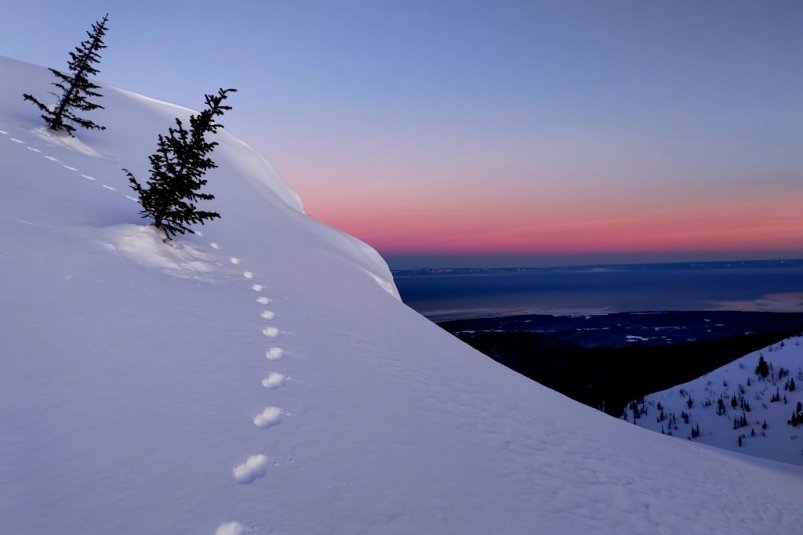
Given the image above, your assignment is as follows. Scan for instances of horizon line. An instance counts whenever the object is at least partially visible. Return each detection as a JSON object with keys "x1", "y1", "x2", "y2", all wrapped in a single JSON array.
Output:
[{"x1": 389, "y1": 257, "x2": 803, "y2": 272}]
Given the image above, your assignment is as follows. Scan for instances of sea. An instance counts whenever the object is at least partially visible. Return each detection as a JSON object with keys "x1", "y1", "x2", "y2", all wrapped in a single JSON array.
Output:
[{"x1": 392, "y1": 259, "x2": 803, "y2": 321}]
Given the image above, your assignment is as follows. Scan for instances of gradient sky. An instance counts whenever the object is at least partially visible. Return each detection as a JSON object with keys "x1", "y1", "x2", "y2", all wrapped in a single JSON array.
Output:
[{"x1": 2, "y1": 1, "x2": 801, "y2": 268}]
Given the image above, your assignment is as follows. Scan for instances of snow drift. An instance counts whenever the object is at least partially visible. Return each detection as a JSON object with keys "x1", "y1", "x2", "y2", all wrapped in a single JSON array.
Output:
[{"x1": 1, "y1": 55, "x2": 802, "y2": 535}]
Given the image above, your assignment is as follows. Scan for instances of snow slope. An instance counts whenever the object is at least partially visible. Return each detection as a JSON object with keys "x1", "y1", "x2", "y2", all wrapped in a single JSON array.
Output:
[
  {"x1": 624, "y1": 334, "x2": 803, "y2": 465},
  {"x1": 1, "y1": 55, "x2": 802, "y2": 535}
]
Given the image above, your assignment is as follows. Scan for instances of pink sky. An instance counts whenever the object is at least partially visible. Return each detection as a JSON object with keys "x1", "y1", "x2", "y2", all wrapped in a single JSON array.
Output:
[{"x1": 297, "y1": 176, "x2": 803, "y2": 259}]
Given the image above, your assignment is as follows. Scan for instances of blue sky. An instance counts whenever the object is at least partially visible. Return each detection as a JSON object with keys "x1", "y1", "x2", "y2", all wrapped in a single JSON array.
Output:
[{"x1": 2, "y1": 1, "x2": 801, "y2": 268}]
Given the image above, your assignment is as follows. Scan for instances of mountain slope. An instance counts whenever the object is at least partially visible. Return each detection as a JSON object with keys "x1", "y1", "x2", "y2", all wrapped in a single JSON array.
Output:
[
  {"x1": 624, "y1": 334, "x2": 803, "y2": 465},
  {"x1": 1, "y1": 56, "x2": 801, "y2": 535}
]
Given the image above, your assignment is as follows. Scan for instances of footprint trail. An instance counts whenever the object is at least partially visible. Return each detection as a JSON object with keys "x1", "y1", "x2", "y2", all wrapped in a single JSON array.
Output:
[{"x1": 0, "y1": 129, "x2": 294, "y2": 534}]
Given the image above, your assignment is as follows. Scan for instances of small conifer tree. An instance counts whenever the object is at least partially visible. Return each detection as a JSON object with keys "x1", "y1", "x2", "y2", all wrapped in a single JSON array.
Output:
[
  {"x1": 23, "y1": 14, "x2": 109, "y2": 135},
  {"x1": 125, "y1": 88, "x2": 236, "y2": 239},
  {"x1": 755, "y1": 356, "x2": 769, "y2": 378}
]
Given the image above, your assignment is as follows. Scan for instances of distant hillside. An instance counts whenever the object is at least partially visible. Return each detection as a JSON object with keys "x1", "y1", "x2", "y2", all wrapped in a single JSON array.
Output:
[{"x1": 624, "y1": 335, "x2": 803, "y2": 465}]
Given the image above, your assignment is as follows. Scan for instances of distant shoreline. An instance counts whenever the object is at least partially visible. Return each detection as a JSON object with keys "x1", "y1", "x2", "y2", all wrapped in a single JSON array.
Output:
[
  {"x1": 392, "y1": 258, "x2": 803, "y2": 277},
  {"x1": 420, "y1": 293, "x2": 803, "y2": 322},
  {"x1": 394, "y1": 259, "x2": 803, "y2": 321}
]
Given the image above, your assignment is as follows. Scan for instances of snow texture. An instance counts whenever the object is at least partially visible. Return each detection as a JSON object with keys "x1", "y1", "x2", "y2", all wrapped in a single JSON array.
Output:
[
  {"x1": 233, "y1": 455, "x2": 268, "y2": 483},
  {"x1": 261, "y1": 326, "x2": 279, "y2": 338},
  {"x1": 265, "y1": 347, "x2": 284, "y2": 360},
  {"x1": 253, "y1": 406, "x2": 283, "y2": 428},
  {"x1": 1, "y1": 56, "x2": 802, "y2": 535},
  {"x1": 262, "y1": 372, "x2": 286, "y2": 390},
  {"x1": 214, "y1": 522, "x2": 244, "y2": 535}
]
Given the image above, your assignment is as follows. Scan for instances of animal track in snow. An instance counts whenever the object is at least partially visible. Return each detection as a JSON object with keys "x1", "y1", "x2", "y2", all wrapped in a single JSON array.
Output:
[
  {"x1": 194, "y1": 230, "x2": 203, "y2": 237},
  {"x1": 262, "y1": 372, "x2": 286, "y2": 390},
  {"x1": 233, "y1": 454, "x2": 268, "y2": 484},
  {"x1": 214, "y1": 521, "x2": 244, "y2": 535},
  {"x1": 262, "y1": 326, "x2": 279, "y2": 338},
  {"x1": 266, "y1": 347, "x2": 284, "y2": 360},
  {"x1": 253, "y1": 406, "x2": 283, "y2": 428},
  {"x1": 3, "y1": 134, "x2": 306, "y2": 513}
]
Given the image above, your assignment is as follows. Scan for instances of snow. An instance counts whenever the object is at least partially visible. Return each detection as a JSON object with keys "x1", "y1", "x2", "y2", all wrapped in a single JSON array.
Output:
[
  {"x1": 262, "y1": 372, "x2": 286, "y2": 390},
  {"x1": 1, "y1": 55, "x2": 802, "y2": 535},
  {"x1": 265, "y1": 347, "x2": 284, "y2": 361},
  {"x1": 233, "y1": 455, "x2": 269, "y2": 484},
  {"x1": 624, "y1": 335, "x2": 803, "y2": 465},
  {"x1": 100, "y1": 224, "x2": 217, "y2": 276},
  {"x1": 253, "y1": 406, "x2": 283, "y2": 428},
  {"x1": 261, "y1": 326, "x2": 279, "y2": 338},
  {"x1": 214, "y1": 522, "x2": 244, "y2": 535}
]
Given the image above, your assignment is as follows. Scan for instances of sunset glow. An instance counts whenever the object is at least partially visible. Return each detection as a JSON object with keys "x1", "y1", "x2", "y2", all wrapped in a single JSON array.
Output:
[
  {"x1": 3, "y1": 1, "x2": 801, "y2": 267},
  {"x1": 306, "y1": 191, "x2": 803, "y2": 256}
]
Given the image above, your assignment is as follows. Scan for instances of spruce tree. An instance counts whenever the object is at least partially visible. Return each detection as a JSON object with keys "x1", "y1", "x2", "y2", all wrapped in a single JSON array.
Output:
[
  {"x1": 23, "y1": 14, "x2": 109, "y2": 136},
  {"x1": 755, "y1": 356, "x2": 769, "y2": 378},
  {"x1": 125, "y1": 88, "x2": 236, "y2": 239}
]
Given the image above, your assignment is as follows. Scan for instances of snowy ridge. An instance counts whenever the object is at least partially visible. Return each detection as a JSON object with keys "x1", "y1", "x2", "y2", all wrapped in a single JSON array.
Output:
[
  {"x1": 1, "y1": 55, "x2": 802, "y2": 534},
  {"x1": 624, "y1": 334, "x2": 803, "y2": 465}
]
